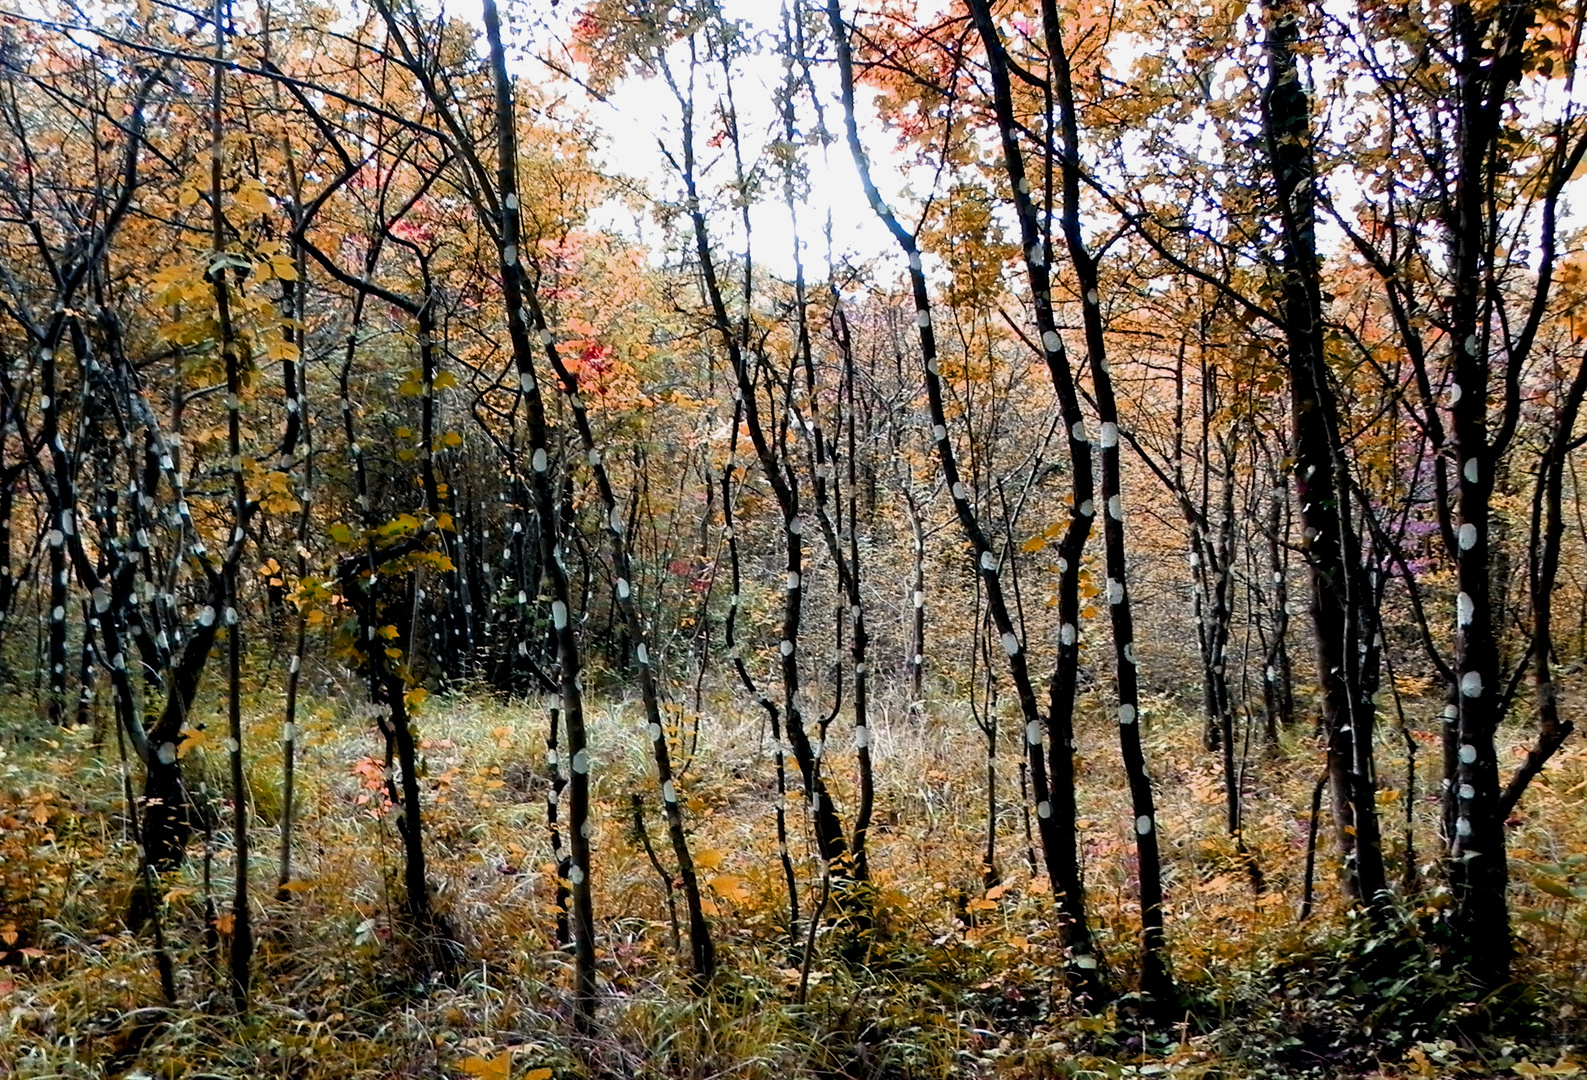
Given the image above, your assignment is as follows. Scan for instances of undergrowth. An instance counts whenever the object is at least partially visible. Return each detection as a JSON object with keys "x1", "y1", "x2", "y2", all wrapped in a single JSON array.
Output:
[{"x1": 3, "y1": 676, "x2": 1586, "y2": 1078}]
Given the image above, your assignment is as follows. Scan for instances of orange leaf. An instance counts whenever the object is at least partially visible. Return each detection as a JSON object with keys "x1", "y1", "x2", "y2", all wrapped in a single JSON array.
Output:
[{"x1": 460, "y1": 1053, "x2": 511, "y2": 1080}]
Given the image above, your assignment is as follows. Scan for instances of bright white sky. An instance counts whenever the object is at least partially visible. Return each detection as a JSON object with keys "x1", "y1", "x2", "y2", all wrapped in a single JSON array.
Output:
[{"x1": 523, "y1": 0, "x2": 918, "y2": 281}]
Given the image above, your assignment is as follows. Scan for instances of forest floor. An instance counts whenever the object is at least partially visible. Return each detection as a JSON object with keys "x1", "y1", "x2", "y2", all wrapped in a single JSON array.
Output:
[{"x1": 3, "y1": 676, "x2": 1587, "y2": 1079}]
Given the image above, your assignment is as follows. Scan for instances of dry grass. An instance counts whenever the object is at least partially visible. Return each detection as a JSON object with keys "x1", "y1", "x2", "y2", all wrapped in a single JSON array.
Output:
[{"x1": 3, "y1": 671, "x2": 1587, "y2": 1078}]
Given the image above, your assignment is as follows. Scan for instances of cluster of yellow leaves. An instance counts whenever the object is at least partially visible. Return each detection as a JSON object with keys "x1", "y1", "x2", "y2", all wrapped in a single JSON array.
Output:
[{"x1": 459, "y1": 1051, "x2": 553, "y2": 1080}]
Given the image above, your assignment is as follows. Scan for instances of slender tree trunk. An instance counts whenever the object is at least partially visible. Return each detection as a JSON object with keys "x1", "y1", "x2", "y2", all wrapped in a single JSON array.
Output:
[
  {"x1": 831, "y1": 0, "x2": 1107, "y2": 996},
  {"x1": 209, "y1": 0, "x2": 252, "y2": 1005},
  {"x1": 1037, "y1": 0, "x2": 1175, "y2": 1003},
  {"x1": 1260, "y1": 0, "x2": 1387, "y2": 907}
]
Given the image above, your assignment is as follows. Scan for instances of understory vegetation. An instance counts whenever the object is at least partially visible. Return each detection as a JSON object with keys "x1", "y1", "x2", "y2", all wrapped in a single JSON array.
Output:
[{"x1": 5, "y1": 677, "x2": 1587, "y2": 1078}]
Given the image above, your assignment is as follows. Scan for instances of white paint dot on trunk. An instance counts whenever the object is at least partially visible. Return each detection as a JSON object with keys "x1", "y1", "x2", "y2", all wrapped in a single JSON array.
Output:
[
  {"x1": 1106, "y1": 578, "x2": 1124, "y2": 605},
  {"x1": 1042, "y1": 330, "x2": 1062, "y2": 353},
  {"x1": 953, "y1": 482, "x2": 967, "y2": 501},
  {"x1": 855, "y1": 726, "x2": 870, "y2": 749},
  {"x1": 1071, "y1": 420, "x2": 1087, "y2": 442},
  {"x1": 569, "y1": 865, "x2": 585, "y2": 885},
  {"x1": 780, "y1": 640, "x2": 794, "y2": 656},
  {"x1": 649, "y1": 723, "x2": 662, "y2": 740},
  {"x1": 636, "y1": 643, "x2": 650, "y2": 666},
  {"x1": 158, "y1": 742, "x2": 177, "y2": 764},
  {"x1": 981, "y1": 551, "x2": 997, "y2": 571},
  {"x1": 1463, "y1": 458, "x2": 1479, "y2": 483},
  {"x1": 1457, "y1": 592, "x2": 1474, "y2": 626},
  {"x1": 1458, "y1": 783, "x2": 1475, "y2": 800},
  {"x1": 199, "y1": 606, "x2": 215, "y2": 626},
  {"x1": 552, "y1": 601, "x2": 568, "y2": 630},
  {"x1": 1026, "y1": 720, "x2": 1041, "y2": 745},
  {"x1": 1002, "y1": 632, "x2": 1020, "y2": 656},
  {"x1": 1459, "y1": 743, "x2": 1478, "y2": 764},
  {"x1": 1060, "y1": 623, "x2": 1076, "y2": 646},
  {"x1": 786, "y1": 571, "x2": 801, "y2": 590},
  {"x1": 1119, "y1": 704, "x2": 1136, "y2": 724},
  {"x1": 1037, "y1": 800, "x2": 1051, "y2": 819},
  {"x1": 1108, "y1": 495, "x2": 1123, "y2": 520},
  {"x1": 572, "y1": 749, "x2": 590, "y2": 774},
  {"x1": 933, "y1": 424, "x2": 947, "y2": 441},
  {"x1": 1460, "y1": 670, "x2": 1483, "y2": 697},
  {"x1": 532, "y1": 448, "x2": 548, "y2": 473},
  {"x1": 617, "y1": 578, "x2": 631, "y2": 599},
  {"x1": 1075, "y1": 954, "x2": 1098, "y2": 970},
  {"x1": 915, "y1": 309, "x2": 931, "y2": 329},
  {"x1": 1136, "y1": 815, "x2": 1153, "y2": 835},
  {"x1": 1459, "y1": 523, "x2": 1477, "y2": 550},
  {"x1": 1456, "y1": 816, "x2": 1472, "y2": 837}
]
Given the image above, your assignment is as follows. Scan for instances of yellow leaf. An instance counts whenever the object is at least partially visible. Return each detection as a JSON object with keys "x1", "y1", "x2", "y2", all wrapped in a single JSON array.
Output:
[
  {"x1": 694, "y1": 848, "x2": 725, "y2": 871},
  {"x1": 433, "y1": 370, "x2": 458, "y2": 390},
  {"x1": 1020, "y1": 534, "x2": 1047, "y2": 554},
  {"x1": 526, "y1": 1069, "x2": 553, "y2": 1080},
  {"x1": 709, "y1": 874, "x2": 752, "y2": 903},
  {"x1": 460, "y1": 1053, "x2": 511, "y2": 1080},
  {"x1": 443, "y1": 431, "x2": 464, "y2": 447},
  {"x1": 1535, "y1": 876, "x2": 1575, "y2": 900}
]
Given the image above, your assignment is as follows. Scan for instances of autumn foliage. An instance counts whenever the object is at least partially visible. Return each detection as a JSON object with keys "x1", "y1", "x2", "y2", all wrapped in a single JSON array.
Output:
[{"x1": 2, "y1": 0, "x2": 1587, "y2": 1076}]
